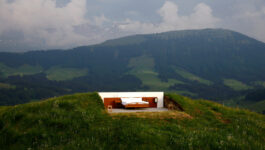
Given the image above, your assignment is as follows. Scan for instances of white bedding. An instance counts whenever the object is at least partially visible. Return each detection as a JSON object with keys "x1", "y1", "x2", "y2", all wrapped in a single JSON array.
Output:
[{"x1": 121, "y1": 97, "x2": 149, "y2": 105}]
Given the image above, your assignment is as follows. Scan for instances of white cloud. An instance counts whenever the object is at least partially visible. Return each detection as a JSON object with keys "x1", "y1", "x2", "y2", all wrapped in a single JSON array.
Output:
[
  {"x1": 0, "y1": 0, "x2": 89, "y2": 49},
  {"x1": 118, "y1": 1, "x2": 220, "y2": 34},
  {"x1": 225, "y1": 6, "x2": 265, "y2": 42}
]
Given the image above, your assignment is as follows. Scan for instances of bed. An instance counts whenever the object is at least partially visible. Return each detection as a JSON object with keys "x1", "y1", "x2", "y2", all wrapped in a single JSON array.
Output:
[{"x1": 121, "y1": 97, "x2": 149, "y2": 108}]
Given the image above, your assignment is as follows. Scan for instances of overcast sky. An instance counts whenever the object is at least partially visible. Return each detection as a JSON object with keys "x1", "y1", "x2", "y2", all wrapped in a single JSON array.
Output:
[{"x1": 0, "y1": 0, "x2": 265, "y2": 51}]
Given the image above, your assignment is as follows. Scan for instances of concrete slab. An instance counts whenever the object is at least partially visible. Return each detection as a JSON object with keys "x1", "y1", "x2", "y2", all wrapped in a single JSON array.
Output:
[{"x1": 109, "y1": 108, "x2": 169, "y2": 113}]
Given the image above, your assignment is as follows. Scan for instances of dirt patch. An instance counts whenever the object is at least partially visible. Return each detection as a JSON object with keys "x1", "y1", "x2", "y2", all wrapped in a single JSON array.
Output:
[
  {"x1": 213, "y1": 112, "x2": 231, "y2": 124},
  {"x1": 109, "y1": 111, "x2": 193, "y2": 120},
  {"x1": 194, "y1": 109, "x2": 202, "y2": 114},
  {"x1": 222, "y1": 119, "x2": 231, "y2": 124},
  {"x1": 164, "y1": 96, "x2": 184, "y2": 111}
]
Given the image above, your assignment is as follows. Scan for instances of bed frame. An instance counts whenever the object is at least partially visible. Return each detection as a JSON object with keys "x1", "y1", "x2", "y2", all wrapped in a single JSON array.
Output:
[
  {"x1": 124, "y1": 103, "x2": 149, "y2": 108},
  {"x1": 104, "y1": 97, "x2": 157, "y2": 108}
]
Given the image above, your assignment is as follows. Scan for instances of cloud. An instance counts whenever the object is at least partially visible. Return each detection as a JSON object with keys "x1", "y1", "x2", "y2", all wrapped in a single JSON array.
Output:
[
  {"x1": 117, "y1": 19, "x2": 156, "y2": 33},
  {"x1": 223, "y1": 6, "x2": 265, "y2": 42},
  {"x1": 0, "y1": 0, "x2": 89, "y2": 49},
  {"x1": 92, "y1": 14, "x2": 109, "y2": 27},
  {"x1": 1, "y1": 0, "x2": 264, "y2": 52},
  {"x1": 117, "y1": 1, "x2": 220, "y2": 34}
]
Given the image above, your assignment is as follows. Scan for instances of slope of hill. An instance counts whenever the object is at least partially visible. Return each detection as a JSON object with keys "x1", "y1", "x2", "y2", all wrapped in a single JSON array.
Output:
[
  {"x1": 0, "y1": 92, "x2": 264, "y2": 149},
  {"x1": 0, "y1": 28, "x2": 264, "y2": 110}
]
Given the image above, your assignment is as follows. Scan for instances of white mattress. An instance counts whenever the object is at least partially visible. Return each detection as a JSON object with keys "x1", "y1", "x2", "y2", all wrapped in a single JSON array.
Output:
[{"x1": 121, "y1": 97, "x2": 149, "y2": 105}]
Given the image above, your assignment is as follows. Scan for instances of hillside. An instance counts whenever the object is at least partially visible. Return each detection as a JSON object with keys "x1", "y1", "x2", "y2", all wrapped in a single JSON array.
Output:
[
  {"x1": 0, "y1": 29, "x2": 265, "y2": 112},
  {"x1": 0, "y1": 92, "x2": 264, "y2": 149}
]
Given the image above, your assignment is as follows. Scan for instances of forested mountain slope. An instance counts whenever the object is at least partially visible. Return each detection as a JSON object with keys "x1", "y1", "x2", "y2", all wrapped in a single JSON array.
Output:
[{"x1": 0, "y1": 29, "x2": 264, "y2": 112}]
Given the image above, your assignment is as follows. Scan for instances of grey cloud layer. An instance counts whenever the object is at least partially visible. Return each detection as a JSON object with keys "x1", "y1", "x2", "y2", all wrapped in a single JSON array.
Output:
[{"x1": 0, "y1": 0, "x2": 264, "y2": 51}]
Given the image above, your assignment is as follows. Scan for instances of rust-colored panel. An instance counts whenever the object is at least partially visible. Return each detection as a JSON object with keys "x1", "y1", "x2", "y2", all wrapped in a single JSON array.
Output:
[
  {"x1": 142, "y1": 97, "x2": 157, "y2": 108},
  {"x1": 124, "y1": 104, "x2": 149, "y2": 108},
  {"x1": 104, "y1": 98, "x2": 122, "y2": 108}
]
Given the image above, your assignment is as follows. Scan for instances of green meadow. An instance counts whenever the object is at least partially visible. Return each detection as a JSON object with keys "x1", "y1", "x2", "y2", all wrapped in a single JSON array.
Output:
[
  {"x1": 128, "y1": 56, "x2": 185, "y2": 90},
  {"x1": 0, "y1": 63, "x2": 43, "y2": 78},
  {"x1": 0, "y1": 63, "x2": 88, "y2": 81},
  {"x1": 45, "y1": 66, "x2": 88, "y2": 81},
  {"x1": 223, "y1": 79, "x2": 252, "y2": 91},
  {"x1": 0, "y1": 82, "x2": 16, "y2": 89},
  {"x1": 174, "y1": 67, "x2": 213, "y2": 85}
]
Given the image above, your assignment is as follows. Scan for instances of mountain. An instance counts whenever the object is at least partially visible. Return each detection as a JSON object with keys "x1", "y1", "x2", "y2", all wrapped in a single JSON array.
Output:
[
  {"x1": 0, "y1": 28, "x2": 265, "y2": 112},
  {"x1": 0, "y1": 38, "x2": 45, "y2": 52},
  {"x1": 0, "y1": 92, "x2": 264, "y2": 149}
]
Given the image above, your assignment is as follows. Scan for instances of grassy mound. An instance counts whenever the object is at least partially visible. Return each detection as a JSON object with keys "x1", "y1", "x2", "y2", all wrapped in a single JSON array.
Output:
[{"x1": 0, "y1": 93, "x2": 264, "y2": 149}]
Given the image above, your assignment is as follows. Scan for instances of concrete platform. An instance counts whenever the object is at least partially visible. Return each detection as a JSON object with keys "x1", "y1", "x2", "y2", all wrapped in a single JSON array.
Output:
[{"x1": 109, "y1": 108, "x2": 169, "y2": 113}]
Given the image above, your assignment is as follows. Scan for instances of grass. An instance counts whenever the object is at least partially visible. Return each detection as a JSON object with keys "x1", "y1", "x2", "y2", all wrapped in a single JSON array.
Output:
[
  {"x1": 45, "y1": 66, "x2": 88, "y2": 81},
  {"x1": 223, "y1": 79, "x2": 252, "y2": 91},
  {"x1": 174, "y1": 67, "x2": 213, "y2": 85},
  {"x1": 0, "y1": 92, "x2": 264, "y2": 149},
  {"x1": 0, "y1": 63, "x2": 43, "y2": 78},
  {"x1": 128, "y1": 55, "x2": 185, "y2": 90}
]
